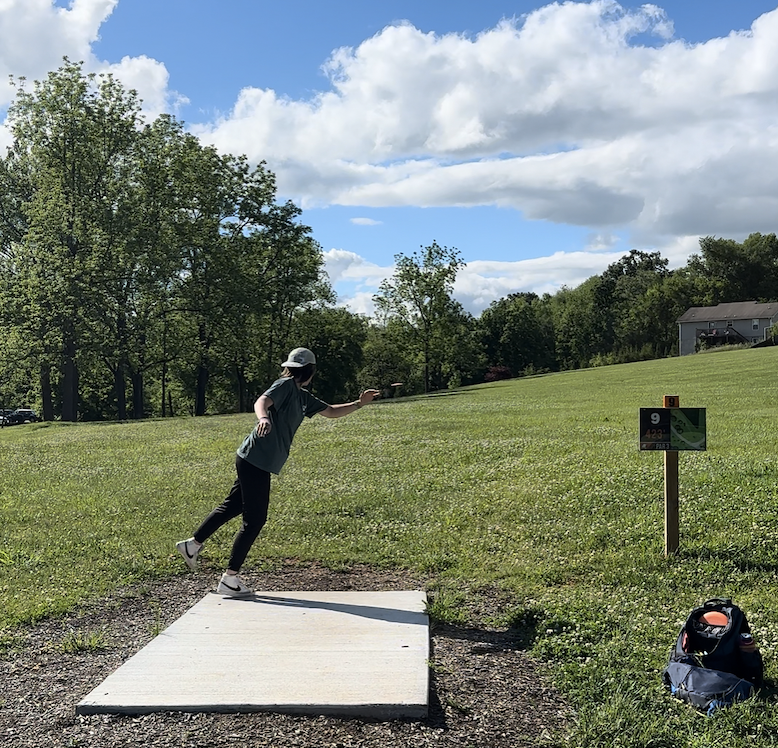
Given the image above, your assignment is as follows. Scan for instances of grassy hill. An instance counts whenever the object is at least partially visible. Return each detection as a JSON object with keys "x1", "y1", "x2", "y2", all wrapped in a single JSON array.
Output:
[{"x1": 2, "y1": 346, "x2": 777, "y2": 746}]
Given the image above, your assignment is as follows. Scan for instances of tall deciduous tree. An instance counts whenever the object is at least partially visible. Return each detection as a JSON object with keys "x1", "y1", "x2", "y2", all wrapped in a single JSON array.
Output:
[
  {"x1": 170, "y1": 135, "x2": 250, "y2": 416},
  {"x1": 0, "y1": 129, "x2": 42, "y2": 412},
  {"x1": 0, "y1": 60, "x2": 336, "y2": 420},
  {"x1": 358, "y1": 320, "x2": 420, "y2": 396},
  {"x1": 479, "y1": 292, "x2": 557, "y2": 376},
  {"x1": 169, "y1": 137, "x2": 332, "y2": 415},
  {"x1": 551, "y1": 276, "x2": 615, "y2": 369},
  {"x1": 118, "y1": 115, "x2": 189, "y2": 419},
  {"x1": 374, "y1": 242, "x2": 466, "y2": 392},
  {"x1": 687, "y1": 233, "x2": 778, "y2": 304},
  {"x1": 4, "y1": 60, "x2": 143, "y2": 420},
  {"x1": 290, "y1": 306, "x2": 368, "y2": 403},
  {"x1": 603, "y1": 250, "x2": 672, "y2": 359}
]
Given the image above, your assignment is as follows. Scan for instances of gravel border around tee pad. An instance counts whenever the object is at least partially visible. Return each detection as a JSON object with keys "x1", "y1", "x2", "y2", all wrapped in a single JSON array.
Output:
[{"x1": 0, "y1": 561, "x2": 572, "y2": 748}]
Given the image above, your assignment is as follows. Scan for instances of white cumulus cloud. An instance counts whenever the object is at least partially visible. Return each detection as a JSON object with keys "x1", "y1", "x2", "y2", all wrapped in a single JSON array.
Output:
[
  {"x1": 193, "y1": 1, "x2": 778, "y2": 250},
  {"x1": 0, "y1": 0, "x2": 183, "y2": 130},
  {"x1": 323, "y1": 248, "x2": 392, "y2": 286},
  {"x1": 3, "y1": 1, "x2": 776, "y2": 315},
  {"x1": 325, "y1": 232, "x2": 711, "y2": 318},
  {"x1": 350, "y1": 217, "x2": 382, "y2": 226},
  {"x1": 324, "y1": 245, "x2": 638, "y2": 317},
  {"x1": 453, "y1": 252, "x2": 626, "y2": 314}
]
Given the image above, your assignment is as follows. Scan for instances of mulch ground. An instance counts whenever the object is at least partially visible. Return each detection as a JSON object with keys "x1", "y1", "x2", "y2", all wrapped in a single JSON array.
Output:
[{"x1": 0, "y1": 561, "x2": 572, "y2": 747}]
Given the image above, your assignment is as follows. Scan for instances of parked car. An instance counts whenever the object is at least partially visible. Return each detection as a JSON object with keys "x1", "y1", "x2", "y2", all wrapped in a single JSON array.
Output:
[
  {"x1": 0, "y1": 408, "x2": 13, "y2": 426},
  {"x1": 6, "y1": 408, "x2": 40, "y2": 425}
]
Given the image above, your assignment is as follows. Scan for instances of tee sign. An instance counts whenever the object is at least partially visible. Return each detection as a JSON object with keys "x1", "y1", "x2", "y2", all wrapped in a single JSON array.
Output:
[{"x1": 639, "y1": 408, "x2": 707, "y2": 451}]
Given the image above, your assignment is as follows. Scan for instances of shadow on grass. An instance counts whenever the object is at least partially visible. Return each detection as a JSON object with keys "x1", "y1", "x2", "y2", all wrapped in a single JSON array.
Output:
[
  {"x1": 757, "y1": 679, "x2": 778, "y2": 702},
  {"x1": 433, "y1": 617, "x2": 542, "y2": 653},
  {"x1": 679, "y1": 547, "x2": 778, "y2": 574}
]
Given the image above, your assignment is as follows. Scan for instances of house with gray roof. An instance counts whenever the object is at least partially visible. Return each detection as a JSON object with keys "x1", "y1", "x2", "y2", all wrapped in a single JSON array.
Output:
[{"x1": 676, "y1": 301, "x2": 778, "y2": 356}]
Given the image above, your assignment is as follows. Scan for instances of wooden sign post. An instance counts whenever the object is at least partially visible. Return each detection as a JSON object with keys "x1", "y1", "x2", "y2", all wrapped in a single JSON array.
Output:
[
  {"x1": 639, "y1": 396, "x2": 706, "y2": 557},
  {"x1": 663, "y1": 395, "x2": 680, "y2": 556}
]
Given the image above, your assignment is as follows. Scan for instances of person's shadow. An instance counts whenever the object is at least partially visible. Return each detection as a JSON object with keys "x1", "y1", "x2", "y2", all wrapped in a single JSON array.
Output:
[{"x1": 220, "y1": 592, "x2": 428, "y2": 626}]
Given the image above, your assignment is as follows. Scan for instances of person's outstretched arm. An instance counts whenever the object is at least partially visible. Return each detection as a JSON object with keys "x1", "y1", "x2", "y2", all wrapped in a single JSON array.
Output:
[{"x1": 320, "y1": 389, "x2": 380, "y2": 419}]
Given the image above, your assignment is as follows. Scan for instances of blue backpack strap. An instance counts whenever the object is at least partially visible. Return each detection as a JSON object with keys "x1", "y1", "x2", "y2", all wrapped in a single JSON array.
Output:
[{"x1": 664, "y1": 661, "x2": 754, "y2": 715}]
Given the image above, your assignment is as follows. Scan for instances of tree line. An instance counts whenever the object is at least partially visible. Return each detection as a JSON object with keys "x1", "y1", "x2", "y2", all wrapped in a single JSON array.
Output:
[
  {"x1": 0, "y1": 61, "x2": 351, "y2": 420},
  {"x1": 2, "y1": 62, "x2": 777, "y2": 421},
  {"x1": 364, "y1": 233, "x2": 778, "y2": 394}
]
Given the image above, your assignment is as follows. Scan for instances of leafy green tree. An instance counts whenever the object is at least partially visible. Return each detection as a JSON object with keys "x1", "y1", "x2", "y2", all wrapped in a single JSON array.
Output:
[
  {"x1": 169, "y1": 135, "x2": 242, "y2": 416},
  {"x1": 357, "y1": 320, "x2": 420, "y2": 396},
  {"x1": 602, "y1": 250, "x2": 671, "y2": 360},
  {"x1": 551, "y1": 276, "x2": 615, "y2": 369},
  {"x1": 3, "y1": 60, "x2": 142, "y2": 420},
  {"x1": 0, "y1": 60, "x2": 336, "y2": 420},
  {"x1": 479, "y1": 292, "x2": 557, "y2": 376},
  {"x1": 117, "y1": 116, "x2": 191, "y2": 419},
  {"x1": 168, "y1": 136, "x2": 333, "y2": 415},
  {"x1": 548, "y1": 250, "x2": 689, "y2": 368},
  {"x1": 687, "y1": 233, "x2": 778, "y2": 304},
  {"x1": 432, "y1": 298, "x2": 485, "y2": 388},
  {"x1": 290, "y1": 306, "x2": 368, "y2": 403},
  {"x1": 374, "y1": 242, "x2": 466, "y2": 392},
  {"x1": 247, "y1": 210, "x2": 334, "y2": 391},
  {"x1": 0, "y1": 137, "x2": 43, "y2": 412},
  {"x1": 207, "y1": 208, "x2": 333, "y2": 413}
]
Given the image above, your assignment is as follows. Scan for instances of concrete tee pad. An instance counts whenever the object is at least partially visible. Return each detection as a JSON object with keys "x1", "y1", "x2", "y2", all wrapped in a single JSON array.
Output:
[{"x1": 76, "y1": 590, "x2": 429, "y2": 719}]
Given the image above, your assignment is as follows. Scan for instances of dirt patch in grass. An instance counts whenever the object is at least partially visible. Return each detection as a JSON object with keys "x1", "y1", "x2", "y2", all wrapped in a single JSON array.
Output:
[{"x1": 0, "y1": 560, "x2": 572, "y2": 747}]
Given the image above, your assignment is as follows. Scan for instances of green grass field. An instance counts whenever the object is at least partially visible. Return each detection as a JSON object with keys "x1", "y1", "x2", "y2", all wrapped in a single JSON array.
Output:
[{"x1": 2, "y1": 347, "x2": 778, "y2": 746}]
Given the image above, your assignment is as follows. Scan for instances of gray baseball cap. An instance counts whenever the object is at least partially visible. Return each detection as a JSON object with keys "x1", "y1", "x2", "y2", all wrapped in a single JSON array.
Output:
[{"x1": 281, "y1": 347, "x2": 316, "y2": 367}]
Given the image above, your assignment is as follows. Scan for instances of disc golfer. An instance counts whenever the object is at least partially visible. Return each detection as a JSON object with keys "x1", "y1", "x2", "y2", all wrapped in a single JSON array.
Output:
[{"x1": 176, "y1": 347, "x2": 380, "y2": 596}]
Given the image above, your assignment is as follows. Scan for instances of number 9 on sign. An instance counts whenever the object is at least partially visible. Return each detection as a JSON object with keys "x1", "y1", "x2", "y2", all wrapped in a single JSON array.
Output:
[{"x1": 639, "y1": 408, "x2": 670, "y2": 450}]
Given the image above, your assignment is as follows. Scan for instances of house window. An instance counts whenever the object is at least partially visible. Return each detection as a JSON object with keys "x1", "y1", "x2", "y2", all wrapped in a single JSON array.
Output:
[
  {"x1": 753, "y1": 319, "x2": 760, "y2": 330},
  {"x1": 709, "y1": 321, "x2": 716, "y2": 328},
  {"x1": 727, "y1": 321, "x2": 733, "y2": 327}
]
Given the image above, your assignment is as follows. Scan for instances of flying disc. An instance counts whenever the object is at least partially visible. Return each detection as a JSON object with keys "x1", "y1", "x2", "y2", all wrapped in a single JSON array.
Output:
[
  {"x1": 390, "y1": 382, "x2": 404, "y2": 387},
  {"x1": 699, "y1": 611, "x2": 728, "y2": 626}
]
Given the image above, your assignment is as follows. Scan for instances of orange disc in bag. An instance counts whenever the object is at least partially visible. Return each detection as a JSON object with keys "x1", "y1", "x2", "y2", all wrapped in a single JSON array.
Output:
[{"x1": 699, "y1": 611, "x2": 728, "y2": 626}]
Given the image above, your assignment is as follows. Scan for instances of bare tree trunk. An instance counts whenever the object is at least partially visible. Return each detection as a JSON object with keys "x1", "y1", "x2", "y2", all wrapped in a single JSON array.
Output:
[
  {"x1": 235, "y1": 363, "x2": 248, "y2": 412},
  {"x1": 40, "y1": 364, "x2": 54, "y2": 421},
  {"x1": 195, "y1": 323, "x2": 209, "y2": 416},
  {"x1": 195, "y1": 364, "x2": 208, "y2": 416},
  {"x1": 115, "y1": 365, "x2": 127, "y2": 420},
  {"x1": 61, "y1": 329, "x2": 79, "y2": 422},
  {"x1": 131, "y1": 370, "x2": 144, "y2": 419},
  {"x1": 161, "y1": 358, "x2": 168, "y2": 417}
]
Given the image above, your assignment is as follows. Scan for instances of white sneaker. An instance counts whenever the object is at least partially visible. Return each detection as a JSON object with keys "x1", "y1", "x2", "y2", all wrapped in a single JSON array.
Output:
[
  {"x1": 217, "y1": 573, "x2": 253, "y2": 597},
  {"x1": 176, "y1": 538, "x2": 202, "y2": 571}
]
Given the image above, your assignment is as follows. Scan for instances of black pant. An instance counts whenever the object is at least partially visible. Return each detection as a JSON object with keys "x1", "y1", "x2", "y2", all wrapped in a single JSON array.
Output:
[{"x1": 193, "y1": 455, "x2": 271, "y2": 572}]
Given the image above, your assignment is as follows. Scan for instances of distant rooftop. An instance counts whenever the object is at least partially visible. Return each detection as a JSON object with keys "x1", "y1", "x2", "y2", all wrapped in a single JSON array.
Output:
[{"x1": 676, "y1": 301, "x2": 778, "y2": 324}]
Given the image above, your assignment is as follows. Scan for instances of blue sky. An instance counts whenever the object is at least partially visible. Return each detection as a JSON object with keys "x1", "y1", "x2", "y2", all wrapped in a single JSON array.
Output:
[{"x1": 5, "y1": 1, "x2": 778, "y2": 314}]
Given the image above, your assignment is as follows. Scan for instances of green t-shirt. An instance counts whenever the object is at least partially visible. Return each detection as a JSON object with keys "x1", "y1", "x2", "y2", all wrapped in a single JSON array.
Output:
[{"x1": 237, "y1": 377, "x2": 329, "y2": 474}]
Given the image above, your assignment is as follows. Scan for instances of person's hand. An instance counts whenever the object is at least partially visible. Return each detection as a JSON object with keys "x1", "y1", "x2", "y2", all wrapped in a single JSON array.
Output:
[
  {"x1": 256, "y1": 416, "x2": 272, "y2": 437},
  {"x1": 358, "y1": 389, "x2": 381, "y2": 407}
]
